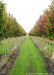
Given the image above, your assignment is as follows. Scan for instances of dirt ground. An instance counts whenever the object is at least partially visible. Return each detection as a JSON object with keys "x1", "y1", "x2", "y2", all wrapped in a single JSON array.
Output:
[
  {"x1": 0, "y1": 40, "x2": 54, "y2": 75},
  {"x1": 0, "y1": 49, "x2": 20, "y2": 75},
  {"x1": 35, "y1": 43, "x2": 54, "y2": 75}
]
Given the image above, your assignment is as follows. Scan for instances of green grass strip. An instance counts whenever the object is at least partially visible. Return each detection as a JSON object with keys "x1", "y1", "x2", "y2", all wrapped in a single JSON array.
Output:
[{"x1": 10, "y1": 36, "x2": 48, "y2": 75}]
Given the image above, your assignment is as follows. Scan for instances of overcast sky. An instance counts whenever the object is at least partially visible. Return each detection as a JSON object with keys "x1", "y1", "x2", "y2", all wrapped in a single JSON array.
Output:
[{"x1": 2, "y1": 0, "x2": 51, "y2": 33}]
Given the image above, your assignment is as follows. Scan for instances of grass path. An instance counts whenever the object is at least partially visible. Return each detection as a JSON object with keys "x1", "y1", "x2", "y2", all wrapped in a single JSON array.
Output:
[{"x1": 10, "y1": 36, "x2": 48, "y2": 75}]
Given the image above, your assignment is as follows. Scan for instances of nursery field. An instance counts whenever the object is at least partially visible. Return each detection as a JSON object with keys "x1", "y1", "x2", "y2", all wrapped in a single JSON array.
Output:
[
  {"x1": 9, "y1": 36, "x2": 48, "y2": 75},
  {"x1": 38, "y1": 39, "x2": 54, "y2": 52},
  {"x1": 0, "y1": 0, "x2": 54, "y2": 75},
  {"x1": 0, "y1": 36, "x2": 54, "y2": 75},
  {"x1": 0, "y1": 38, "x2": 19, "y2": 55},
  {"x1": 30, "y1": 36, "x2": 54, "y2": 57}
]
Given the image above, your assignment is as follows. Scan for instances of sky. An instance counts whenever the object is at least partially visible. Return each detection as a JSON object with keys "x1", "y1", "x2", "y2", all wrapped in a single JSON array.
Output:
[{"x1": 2, "y1": 0, "x2": 52, "y2": 33}]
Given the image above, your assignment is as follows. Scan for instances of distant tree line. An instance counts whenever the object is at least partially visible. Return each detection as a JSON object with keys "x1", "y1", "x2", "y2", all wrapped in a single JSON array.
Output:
[
  {"x1": 0, "y1": 1, "x2": 26, "y2": 41},
  {"x1": 29, "y1": 0, "x2": 54, "y2": 40}
]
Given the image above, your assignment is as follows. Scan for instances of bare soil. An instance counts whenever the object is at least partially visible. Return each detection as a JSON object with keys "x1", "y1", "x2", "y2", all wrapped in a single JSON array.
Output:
[
  {"x1": 0, "y1": 49, "x2": 20, "y2": 75},
  {"x1": 0, "y1": 38, "x2": 54, "y2": 75},
  {"x1": 0, "y1": 54, "x2": 2, "y2": 59},
  {"x1": 35, "y1": 43, "x2": 54, "y2": 75}
]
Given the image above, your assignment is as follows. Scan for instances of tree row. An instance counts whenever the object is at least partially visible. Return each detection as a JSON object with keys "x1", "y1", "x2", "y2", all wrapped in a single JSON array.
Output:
[
  {"x1": 29, "y1": 0, "x2": 54, "y2": 40},
  {"x1": 0, "y1": 1, "x2": 26, "y2": 41}
]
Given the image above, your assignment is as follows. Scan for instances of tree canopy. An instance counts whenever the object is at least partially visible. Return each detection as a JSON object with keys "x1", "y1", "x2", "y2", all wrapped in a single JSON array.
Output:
[
  {"x1": 29, "y1": 0, "x2": 54, "y2": 40},
  {"x1": 0, "y1": 1, "x2": 26, "y2": 40}
]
